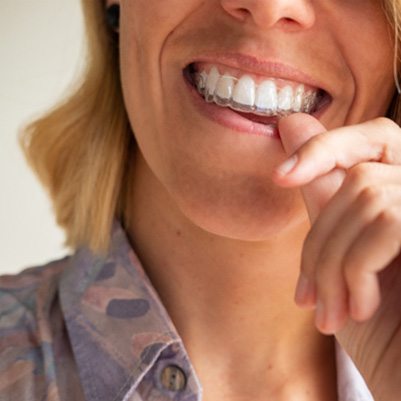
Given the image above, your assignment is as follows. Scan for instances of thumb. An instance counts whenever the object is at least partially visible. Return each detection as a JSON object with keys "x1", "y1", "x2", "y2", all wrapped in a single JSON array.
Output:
[{"x1": 278, "y1": 113, "x2": 345, "y2": 223}]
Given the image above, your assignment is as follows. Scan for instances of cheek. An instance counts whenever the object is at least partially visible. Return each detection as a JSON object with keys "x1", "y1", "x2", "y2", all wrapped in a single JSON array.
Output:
[
  {"x1": 121, "y1": 0, "x2": 203, "y2": 46},
  {"x1": 119, "y1": 0, "x2": 204, "y2": 152},
  {"x1": 349, "y1": 37, "x2": 395, "y2": 119},
  {"x1": 316, "y1": 1, "x2": 395, "y2": 120},
  {"x1": 337, "y1": 9, "x2": 395, "y2": 118}
]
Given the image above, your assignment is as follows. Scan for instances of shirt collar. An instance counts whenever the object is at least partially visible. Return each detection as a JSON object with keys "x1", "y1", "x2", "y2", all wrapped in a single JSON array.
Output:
[
  {"x1": 60, "y1": 221, "x2": 203, "y2": 401},
  {"x1": 60, "y1": 220, "x2": 373, "y2": 401},
  {"x1": 335, "y1": 342, "x2": 374, "y2": 401}
]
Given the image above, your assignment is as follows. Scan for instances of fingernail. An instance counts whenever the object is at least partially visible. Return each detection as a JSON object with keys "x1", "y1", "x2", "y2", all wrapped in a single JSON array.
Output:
[
  {"x1": 295, "y1": 275, "x2": 312, "y2": 305},
  {"x1": 276, "y1": 155, "x2": 298, "y2": 176}
]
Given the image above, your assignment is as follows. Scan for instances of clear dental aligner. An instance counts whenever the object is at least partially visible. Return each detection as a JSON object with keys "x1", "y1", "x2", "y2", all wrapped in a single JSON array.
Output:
[{"x1": 194, "y1": 66, "x2": 320, "y2": 117}]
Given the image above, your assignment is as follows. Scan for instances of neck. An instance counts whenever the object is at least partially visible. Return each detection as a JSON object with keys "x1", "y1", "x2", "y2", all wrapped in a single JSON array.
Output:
[{"x1": 126, "y1": 153, "x2": 337, "y2": 400}]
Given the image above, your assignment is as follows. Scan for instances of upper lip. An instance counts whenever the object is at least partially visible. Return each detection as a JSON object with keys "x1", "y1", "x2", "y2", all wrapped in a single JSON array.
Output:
[{"x1": 185, "y1": 52, "x2": 329, "y2": 95}]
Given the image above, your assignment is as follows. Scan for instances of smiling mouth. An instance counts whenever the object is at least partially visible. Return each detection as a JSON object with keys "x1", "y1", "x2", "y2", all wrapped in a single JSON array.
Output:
[{"x1": 184, "y1": 62, "x2": 331, "y2": 125}]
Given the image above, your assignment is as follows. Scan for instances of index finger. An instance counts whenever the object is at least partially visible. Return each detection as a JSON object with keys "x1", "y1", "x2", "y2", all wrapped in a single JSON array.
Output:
[{"x1": 273, "y1": 117, "x2": 401, "y2": 187}]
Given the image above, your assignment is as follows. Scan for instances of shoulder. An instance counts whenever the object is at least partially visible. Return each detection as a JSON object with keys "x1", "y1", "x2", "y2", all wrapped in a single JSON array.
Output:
[
  {"x1": 0, "y1": 256, "x2": 71, "y2": 400},
  {"x1": 0, "y1": 256, "x2": 70, "y2": 325}
]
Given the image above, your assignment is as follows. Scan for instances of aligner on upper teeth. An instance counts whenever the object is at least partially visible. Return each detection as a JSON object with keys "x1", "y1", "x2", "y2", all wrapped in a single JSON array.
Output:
[{"x1": 194, "y1": 66, "x2": 319, "y2": 117}]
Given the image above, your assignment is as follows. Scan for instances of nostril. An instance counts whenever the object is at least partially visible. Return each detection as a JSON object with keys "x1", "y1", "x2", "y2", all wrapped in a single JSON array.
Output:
[
  {"x1": 277, "y1": 16, "x2": 306, "y2": 31},
  {"x1": 221, "y1": 4, "x2": 250, "y2": 22},
  {"x1": 237, "y1": 7, "x2": 249, "y2": 15},
  {"x1": 233, "y1": 8, "x2": 249, "y2": 21}
]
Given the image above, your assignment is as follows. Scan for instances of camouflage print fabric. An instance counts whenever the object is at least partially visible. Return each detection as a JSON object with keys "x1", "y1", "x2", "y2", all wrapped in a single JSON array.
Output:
[{"x1": 0, "y1": 221, "x2": 373, "y2": 401}]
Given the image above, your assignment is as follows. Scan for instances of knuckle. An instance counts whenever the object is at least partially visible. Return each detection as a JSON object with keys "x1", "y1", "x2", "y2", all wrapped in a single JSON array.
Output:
[
  {"x1": 371, "y1": 118, "x2": 401, "y2": 164},
  {"x1": 346, "y1": 163, "x2": 372, "y2": 188},
  {"x1": 377, "y1": 208, "x2": 401, "y2": 226},
  {"x1": 372, "y1": 117, "x2": 399, "y2": 133},
  {"x1": 357, "y1": 186, "x2": 383, "y2": 209}
]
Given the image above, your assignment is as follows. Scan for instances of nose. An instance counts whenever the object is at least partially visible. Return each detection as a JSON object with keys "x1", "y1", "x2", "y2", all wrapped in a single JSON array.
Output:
[{"x1": 220, "y1": 0, "x2": 315, "y2": 30}]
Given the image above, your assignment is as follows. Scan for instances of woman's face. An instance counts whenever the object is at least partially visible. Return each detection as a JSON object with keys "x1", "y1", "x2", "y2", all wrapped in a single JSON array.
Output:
[{"x1": 118, "y1": 0, "x2": 395, "y2": 239}]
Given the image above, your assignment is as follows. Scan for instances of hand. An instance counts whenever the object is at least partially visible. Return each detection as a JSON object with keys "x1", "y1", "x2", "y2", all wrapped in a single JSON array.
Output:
[{"x1": 272, "y1": 113, "x2": 401, "y2": 400}]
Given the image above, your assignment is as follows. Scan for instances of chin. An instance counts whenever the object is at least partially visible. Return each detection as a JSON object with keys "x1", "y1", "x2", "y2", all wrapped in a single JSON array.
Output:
[{"x1": 172, "y1": 184, "x2": 309, "y2": 241}]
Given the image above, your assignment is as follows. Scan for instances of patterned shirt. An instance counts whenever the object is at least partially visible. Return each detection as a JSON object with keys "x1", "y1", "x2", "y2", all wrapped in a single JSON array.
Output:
[{"x1": 0, "y1": 221, "x2": 374, "y2": 401}]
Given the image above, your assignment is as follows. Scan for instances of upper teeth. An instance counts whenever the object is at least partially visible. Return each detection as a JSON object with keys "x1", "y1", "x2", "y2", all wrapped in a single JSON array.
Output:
[{"x1": 194, "y1": 66, "x2": 319, "y2": 117}]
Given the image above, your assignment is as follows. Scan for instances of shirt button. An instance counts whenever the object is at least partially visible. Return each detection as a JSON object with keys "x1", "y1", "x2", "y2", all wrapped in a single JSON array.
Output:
[{"x1": 160, "y1": 364, "x2": 187, "y2": 391}]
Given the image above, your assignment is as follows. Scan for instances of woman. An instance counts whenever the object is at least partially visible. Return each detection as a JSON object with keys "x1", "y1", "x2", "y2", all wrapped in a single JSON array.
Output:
[{"x1": 1, "y1": 0, "x2": 400, "y2": 400}]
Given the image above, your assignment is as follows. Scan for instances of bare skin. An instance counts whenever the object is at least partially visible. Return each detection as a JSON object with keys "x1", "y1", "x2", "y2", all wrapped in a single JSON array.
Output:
[
  {"x1": 127, "y1": 151, "x2": 337, "y2": 400},
  {"x1": 107, "y1": 0, "x2": 399, "y2": 399}
]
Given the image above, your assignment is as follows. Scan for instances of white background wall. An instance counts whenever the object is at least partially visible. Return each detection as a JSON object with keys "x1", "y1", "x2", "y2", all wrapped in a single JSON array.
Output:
[{"x1": 0, "y1": 0, "x2": 85, "y2": 274}]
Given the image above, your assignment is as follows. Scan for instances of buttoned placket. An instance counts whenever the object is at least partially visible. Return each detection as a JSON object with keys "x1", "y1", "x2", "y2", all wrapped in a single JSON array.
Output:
[{"x1": 123, "y1": 342, "x2": 202, "y2": 401}]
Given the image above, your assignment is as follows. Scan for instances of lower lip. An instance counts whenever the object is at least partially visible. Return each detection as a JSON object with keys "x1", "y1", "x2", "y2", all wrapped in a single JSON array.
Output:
[{"x1": 184, "y1": 75, "x2": 330, "y2": 139}]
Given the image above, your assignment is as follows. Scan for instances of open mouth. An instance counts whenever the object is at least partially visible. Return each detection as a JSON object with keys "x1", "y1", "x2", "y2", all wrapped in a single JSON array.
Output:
[{"x1": 184, "y1": 62, "x2": 331, "y2": 126}]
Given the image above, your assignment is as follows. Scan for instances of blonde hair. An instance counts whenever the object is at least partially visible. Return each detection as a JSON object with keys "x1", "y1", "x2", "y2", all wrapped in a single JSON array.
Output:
[
  {"x1": 385, "y1": 0, "x2": 401, "y2": 121},
  {"x1": 20, "y1": 1, "x2": 133, "y2": 253},
  {"x1": 19, "y1": 0, "x2": 401, "y2": 254}
]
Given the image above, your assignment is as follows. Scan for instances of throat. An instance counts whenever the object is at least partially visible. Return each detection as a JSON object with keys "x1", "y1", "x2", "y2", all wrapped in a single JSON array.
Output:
[{"x1": 191, "y1": 333, "x2": 338, "y2": 401}]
